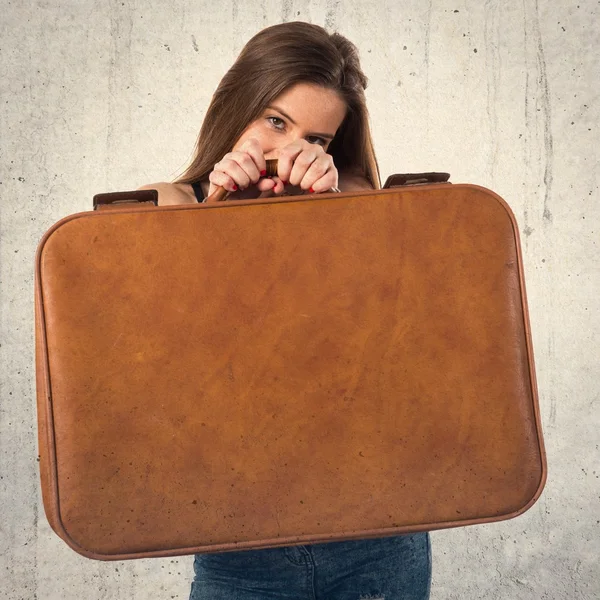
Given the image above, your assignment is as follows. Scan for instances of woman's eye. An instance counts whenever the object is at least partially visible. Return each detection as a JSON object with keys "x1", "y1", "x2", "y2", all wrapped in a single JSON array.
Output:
[
  {"x1": 306, "y1": 136, "x2": 327, "y2": 147},
  {"x1": 267, "y1": 117, "x2": 285, "y2": 129}
]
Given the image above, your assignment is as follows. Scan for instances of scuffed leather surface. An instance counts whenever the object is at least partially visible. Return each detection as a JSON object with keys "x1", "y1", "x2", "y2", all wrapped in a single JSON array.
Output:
[{"x1": 35, "y1": 184, "x2": 545, "y2": 559}]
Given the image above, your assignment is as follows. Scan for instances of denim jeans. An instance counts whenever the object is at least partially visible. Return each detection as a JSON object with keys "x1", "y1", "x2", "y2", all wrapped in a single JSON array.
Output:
[{"x1": 189, "y1": 533, "x2": 431, "y2": 600}]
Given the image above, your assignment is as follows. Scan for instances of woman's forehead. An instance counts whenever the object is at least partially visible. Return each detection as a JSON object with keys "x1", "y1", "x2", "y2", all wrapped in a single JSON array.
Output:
[{"x1": 268, "y1": 82, "x2": 346, "y2": 134}]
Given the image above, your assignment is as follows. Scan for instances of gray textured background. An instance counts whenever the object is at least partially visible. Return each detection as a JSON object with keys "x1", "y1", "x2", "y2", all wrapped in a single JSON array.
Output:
[{"x1": 1, "y1": 0, "x2": 598, "y2": 598}]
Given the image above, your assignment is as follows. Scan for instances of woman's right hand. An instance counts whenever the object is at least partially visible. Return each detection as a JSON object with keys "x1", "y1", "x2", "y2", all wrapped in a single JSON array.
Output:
[{"x1": 207, "y1": 139, "x2": 285, "y2": 199}]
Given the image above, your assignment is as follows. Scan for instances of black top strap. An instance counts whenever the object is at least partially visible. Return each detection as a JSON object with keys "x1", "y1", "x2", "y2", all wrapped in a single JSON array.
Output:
[{"x1": 191, "y1": 182, "x2": 205, "y2": 203}]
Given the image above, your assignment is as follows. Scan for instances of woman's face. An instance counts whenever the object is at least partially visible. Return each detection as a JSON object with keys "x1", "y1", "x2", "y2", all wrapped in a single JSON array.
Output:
[{"x1": 233, "y1": 82, "x2": 347, "y2": 158}]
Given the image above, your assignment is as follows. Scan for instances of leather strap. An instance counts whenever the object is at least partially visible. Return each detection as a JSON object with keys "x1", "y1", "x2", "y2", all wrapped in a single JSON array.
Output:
[
  {"x1": 93, "y1": 189, "x2": 158, "y2": 210},
  {"x1": 383, "y1": 172, "x2": 451, "y2": 188}
]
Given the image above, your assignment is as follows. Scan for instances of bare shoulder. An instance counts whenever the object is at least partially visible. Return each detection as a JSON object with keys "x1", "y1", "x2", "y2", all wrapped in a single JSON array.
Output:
[
  {"x1": 337, "y1": 171, "x2": 374, "y2": 192},
  {"x1": 137, "y1": 182, "x2": 197, "y2": 206}
]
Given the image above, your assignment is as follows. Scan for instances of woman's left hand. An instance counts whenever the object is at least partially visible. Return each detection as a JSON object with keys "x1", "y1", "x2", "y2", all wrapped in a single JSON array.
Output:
[{"x1": 274, "y1": 139, "x2": 338, "y2": 194}]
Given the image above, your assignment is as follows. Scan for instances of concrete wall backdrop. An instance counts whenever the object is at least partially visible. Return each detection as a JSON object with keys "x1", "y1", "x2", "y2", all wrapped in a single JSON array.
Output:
[{"x1": 1, "y1": 0, "x2": 598, "y2": 598}]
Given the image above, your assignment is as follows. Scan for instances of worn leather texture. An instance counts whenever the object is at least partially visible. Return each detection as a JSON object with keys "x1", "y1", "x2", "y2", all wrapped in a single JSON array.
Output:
[{"x1": 35, "y1": 184, "x2": 546, "y2": 560}]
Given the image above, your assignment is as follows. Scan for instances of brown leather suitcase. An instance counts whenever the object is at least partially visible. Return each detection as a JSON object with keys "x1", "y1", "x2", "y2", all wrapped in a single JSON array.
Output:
[{"x1": 35, "y1": 177, "x2": 546, "y2": 560}]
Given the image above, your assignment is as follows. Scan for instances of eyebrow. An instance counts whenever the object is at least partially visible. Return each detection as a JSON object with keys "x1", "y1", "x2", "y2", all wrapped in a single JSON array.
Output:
[{"x1": 267, "y1": 105, "x2": 336, "y2": 140}]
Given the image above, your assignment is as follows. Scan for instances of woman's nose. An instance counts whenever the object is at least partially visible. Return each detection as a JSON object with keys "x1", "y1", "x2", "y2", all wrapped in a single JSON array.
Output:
[
  {"x1": 264, "y1": 134, "x2": 304, "y2": 160},
  {"x1": 264, "y1": 145, "x2": 285, "y2": 161}
]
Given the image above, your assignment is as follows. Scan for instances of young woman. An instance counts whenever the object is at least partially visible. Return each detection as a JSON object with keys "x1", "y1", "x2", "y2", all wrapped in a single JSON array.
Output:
[
  {"x1": 142, "y1": 21, "x2": 431, "y2": 600},
  {"x1": 141, "y1": 21, "x2": 379, "y2": 204}
]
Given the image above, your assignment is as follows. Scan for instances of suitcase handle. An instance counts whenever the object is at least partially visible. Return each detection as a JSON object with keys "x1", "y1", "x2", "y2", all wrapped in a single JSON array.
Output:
[
  {"x1": 205, "y1": 169, "x2": 451, "y2": 202},
  {"x1": 204, "y1": 159, "x2": 341, "y2": 203},
  {"x1": 205, "y1": 159, "x2": 279, "y2": 202},
  {"x1": 92, "y1": 169, "x2": 451, "y2": 210}
]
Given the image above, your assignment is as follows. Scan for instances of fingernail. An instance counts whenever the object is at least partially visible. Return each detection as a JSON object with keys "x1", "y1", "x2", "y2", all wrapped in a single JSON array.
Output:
[
  {"x1": 232, "y1": 184, "x2": 238, "y2": 191},
  {"x1": 260, "y1": 169, "x2": 267, "y2": 177},
  {"x1": 309, "y1": 187, "x2": 315, "y2": 193}
]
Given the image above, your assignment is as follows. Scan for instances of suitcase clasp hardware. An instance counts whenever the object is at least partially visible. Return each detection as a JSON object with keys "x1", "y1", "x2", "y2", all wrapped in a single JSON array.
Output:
[
  {"x1": 383, "y1": 172, "x2": 451, "y2": 188},
  {"x1": 93, "y1": 189, "x2": 159, "y2": 210}
]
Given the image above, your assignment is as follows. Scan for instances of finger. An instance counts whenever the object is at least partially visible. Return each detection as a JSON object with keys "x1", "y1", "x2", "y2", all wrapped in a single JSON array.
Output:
[
  {"x1": 277, "y1": 140, "x2": 311, "y2": 184},
  {"x1": 256, "y1": 177, "x2": 277, "y2": 193},
  {"x1": 236, "y1": 139, "x2": 266, "y2": 179},
  {"x1": 225, "y1": 151, "x2": 263, "y2": 187},
  {"x1": 214, "y1": 157, "x2": 253, "y2": 190},
  {"x1": 289, "y1": 147, "x2": 322, "y2": 189},
  {"x1": 270, "y1": 176, "x2": 285, "y2": 195},
  {"x1": 257, "y1": 178, "x2": 276, "y2": 198},
  {"x1": 299, "y1": 157, "x2": 337, "y2": 192},
  {"x1": 209, "y1": 169, "x2": 238, "y2": 193}
]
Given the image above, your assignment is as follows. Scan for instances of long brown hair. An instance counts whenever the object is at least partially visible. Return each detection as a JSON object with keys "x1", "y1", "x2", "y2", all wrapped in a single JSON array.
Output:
[{"x1": 176, "y1": 22, "x2": 380, "y2": 188}]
